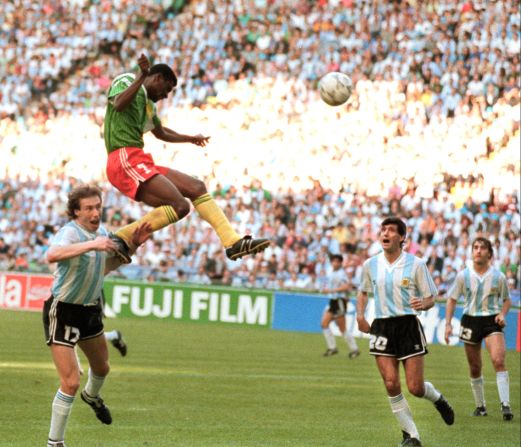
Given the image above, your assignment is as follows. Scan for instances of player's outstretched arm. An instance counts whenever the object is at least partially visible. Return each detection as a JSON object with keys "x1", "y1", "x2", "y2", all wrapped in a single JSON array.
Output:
[
  {"x1": 112, "y1": 53, "x2": 150, "y2": 112},
  {"x1": 152, "y1": 124, "x2": 210, "y2": 147},
  {"x1": 47, "y1": 238, "x2": 119, "y2": 263}
]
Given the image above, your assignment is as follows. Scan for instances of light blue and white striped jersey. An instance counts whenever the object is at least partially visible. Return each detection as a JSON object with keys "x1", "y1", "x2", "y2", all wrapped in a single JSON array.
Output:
[
  {"x1": 447, "y1": 267, "x2": 510, "y2": 316},
  {"x1": 324, "y1": 268, "x2": 349, "y2": 299},
  {"x1": 359, "y1": 252, "x2": 438, "y2": 319},
  {"x1": 50, "y1": 222, "x2": 110, "y2": 305}
]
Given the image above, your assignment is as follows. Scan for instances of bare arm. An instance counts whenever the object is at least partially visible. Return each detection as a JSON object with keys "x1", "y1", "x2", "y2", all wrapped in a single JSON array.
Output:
[
  {"x1": 495, "y1": 297, "x2": 512, "y2": 328},
  {"x1": 444, "y1": 297, "x2": 457, "y2": 343},
  {"x1": 112, "y1": 54, "x2": 149, "y2": 112},
  {"x1": 47, "y1": 237, "x2": 118, "y2": 263},
  {"x1": 151, "y1": 124, "x2": 210, "y2": 147},
  {"x1": 356, "y1": 291, "x2": 371, "y2": 333}
]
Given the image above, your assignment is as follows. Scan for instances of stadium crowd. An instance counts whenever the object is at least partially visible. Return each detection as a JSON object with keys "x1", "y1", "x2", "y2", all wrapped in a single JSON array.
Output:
[{"x1": 0, "y1": 0, "x2": 519, "y2": 298}]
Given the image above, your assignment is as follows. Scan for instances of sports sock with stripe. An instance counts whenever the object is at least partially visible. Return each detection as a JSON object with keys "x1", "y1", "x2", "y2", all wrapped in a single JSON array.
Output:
[
  {"x1": 389, "y1": 394, "x2": 420, "y2": 439},
  {"x1": 115, "y1": 205, "x2": 178, "y2": 246},
  {"x1": 193, "y1": 193, "x2": 240, "y2": 247},
  {"x1": 322, "y1": 328, "x2": 336, "y2": 350},
  {"x1": 496, "y1": 371, "x2": 510, "y2": 405},
  {"x1": 48, "y1": 389, "x2": 75, "y2": 443},
  {"x1": 470, "y1": 376, "x2": 485, "y2": 407},
  {"x1": 422, "y1": 381, "x2": 441, "y2": 403},
  {"x1": 84, "y1": 369, "x2": 106, "y2": 398}
]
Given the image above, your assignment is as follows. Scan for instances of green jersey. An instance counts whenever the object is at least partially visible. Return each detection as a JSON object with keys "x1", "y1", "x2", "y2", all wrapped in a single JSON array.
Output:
[{"x1": 104, "y1": 73, "x2": 162, "y2": 154}]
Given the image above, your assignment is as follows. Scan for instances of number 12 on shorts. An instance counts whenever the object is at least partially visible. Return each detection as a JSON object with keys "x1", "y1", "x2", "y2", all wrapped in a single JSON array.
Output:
[{"x1": 64, "y1": 325, "x2": 80, "y2": 343}]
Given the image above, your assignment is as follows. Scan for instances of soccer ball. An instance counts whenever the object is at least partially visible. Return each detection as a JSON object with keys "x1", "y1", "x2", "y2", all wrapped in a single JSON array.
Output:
[{"x1": 318, "y1": 72, "x2": 353, "y2": 106}]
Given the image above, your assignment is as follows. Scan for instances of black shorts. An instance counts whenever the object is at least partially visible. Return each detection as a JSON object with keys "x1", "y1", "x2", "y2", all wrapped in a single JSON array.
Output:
[
  {"x1": 369, "y1": 315, "x2": 428, "y2": 360},
  {"x1": 459, "y1": 314, "x2": 503, "y2": 344},
  {"x1": 43, "y1": 296, "x2": 104, "y2": 348},
  {"x1": 326, "y1": 298, "x2": 348, "y2": 318}
]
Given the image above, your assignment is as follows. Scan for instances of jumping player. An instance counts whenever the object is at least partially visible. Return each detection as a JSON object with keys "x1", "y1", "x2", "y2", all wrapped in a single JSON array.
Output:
[{"x1": 104, "y1": 53, "x2": 269, "y2": 262}]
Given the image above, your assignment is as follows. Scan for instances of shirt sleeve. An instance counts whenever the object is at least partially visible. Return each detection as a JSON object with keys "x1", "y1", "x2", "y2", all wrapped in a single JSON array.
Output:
[
  {"x1": 498, "y1": 274, "x2": 511, "y2": 302},
  {"x1": 50, "y1": 226, "x2": 80, "y2": 247},
  {"x1": 359, "y1": 261, "x2": 373, "y2": 293},
  {"x1": 108, "y1": 75, "x2": 134, "y2": 99},
  {"x1": 414, "y1": 260, "x2": 438, "y2": 298},
  {"x1": 446, "y1": 272, "x2": 463, "y2": 301}
]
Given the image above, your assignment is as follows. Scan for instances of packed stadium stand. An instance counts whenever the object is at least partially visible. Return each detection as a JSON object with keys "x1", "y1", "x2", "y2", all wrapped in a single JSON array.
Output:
[{"x1": 0, "y1": 0, "x2": 519, "y2": 300}]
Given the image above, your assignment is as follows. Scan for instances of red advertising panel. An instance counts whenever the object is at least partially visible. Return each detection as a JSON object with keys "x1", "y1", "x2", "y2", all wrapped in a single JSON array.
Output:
[
  {"x1": 0, "y1": 272, "x2": 52, "y2": 311},
  {"x1": 26, "y1": 274, "x2": 53, "y2": 310}
]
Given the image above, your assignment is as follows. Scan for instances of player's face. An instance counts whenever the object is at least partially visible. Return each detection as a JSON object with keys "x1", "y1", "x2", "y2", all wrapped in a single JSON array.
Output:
[
  {"x1": 75, "y1": 196, "x2": 102, "y2": 232},
  {"x1": 148, "y1": 75, "x2": 176, "y2": 102},
  {"x1": 379, "y1": 224, "x2": 404, "y2": 253},
  {"x1": 472, "y1": 241, "x2": 492, "y2": 265}
]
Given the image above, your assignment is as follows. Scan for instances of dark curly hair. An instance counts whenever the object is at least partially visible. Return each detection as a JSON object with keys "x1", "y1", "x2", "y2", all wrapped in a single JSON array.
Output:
[
  {"x1": 472, "y1": 237, "x2": 494, "y2": 259},
  {"x1": 66, "y1": 185, "x2": 102, "y2": 220}
]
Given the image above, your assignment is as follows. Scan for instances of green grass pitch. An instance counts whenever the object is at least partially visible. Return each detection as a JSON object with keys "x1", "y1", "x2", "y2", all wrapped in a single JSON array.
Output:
[{"x1": 0, "y1": 310, "x2": 519, "y2": 447}]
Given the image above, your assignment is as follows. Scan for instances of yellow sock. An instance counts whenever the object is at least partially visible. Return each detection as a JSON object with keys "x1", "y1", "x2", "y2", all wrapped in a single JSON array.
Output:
[
  {"x1": 193, "y1": 193, "x2": 240, "y2": 247},
  {"x1": 115, "y1": 205, "x2": 178, "y2": 245}
]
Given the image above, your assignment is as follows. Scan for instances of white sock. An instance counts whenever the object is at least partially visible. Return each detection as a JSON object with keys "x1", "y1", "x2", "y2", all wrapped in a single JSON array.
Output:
[
  {"x1": 343, "y1": 331, "x2": 358, "y2": 352},
  {"x1": 104, "y1": 330, "x2": 118, "y2": 342},
  {"x1": 389, "y1": 394, "x2": 419, "y2": 439},
  {"x1": 470, "y1": 376, "x2": 485, "y2": 407},
  {"x1": 322, "y1": 328, "x2": 336, "y2": 350},
  {"x1": 48, "y1": 389, "x2": 75, "y2": 443},
  {"x1": 84, "y1": 369, "x2": 106, "y2": 397},
  {"x1": 496, "y1": 371, "x2": 510, "y2": 405},
  {"x1": 422, "y1": 381, "x2": 441, "y2": 403}
]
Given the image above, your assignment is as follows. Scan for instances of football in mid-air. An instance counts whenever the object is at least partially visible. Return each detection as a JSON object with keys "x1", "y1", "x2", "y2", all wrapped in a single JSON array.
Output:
[{"x1": 319, "y1": 72, "x2": 353, "y2": 106}]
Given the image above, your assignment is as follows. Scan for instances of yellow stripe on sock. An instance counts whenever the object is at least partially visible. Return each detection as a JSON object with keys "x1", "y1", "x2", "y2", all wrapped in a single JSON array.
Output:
[
  {"x1": 192, "y1": 193, "x2": 212, "y2": 207},
  {"x1": 163, "y1": 205, "x2": 179, "y2": 223}
]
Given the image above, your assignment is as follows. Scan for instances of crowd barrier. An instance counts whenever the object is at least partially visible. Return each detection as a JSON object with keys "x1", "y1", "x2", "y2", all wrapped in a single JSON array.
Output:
[{"x1": 1, "y1": 272, "x2": 519, "y2": 351}]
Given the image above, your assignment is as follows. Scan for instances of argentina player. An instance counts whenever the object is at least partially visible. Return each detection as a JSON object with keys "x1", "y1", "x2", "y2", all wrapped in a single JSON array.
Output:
[{"x1": 356, "y1": 217, "x2": 454, "y2": 447}]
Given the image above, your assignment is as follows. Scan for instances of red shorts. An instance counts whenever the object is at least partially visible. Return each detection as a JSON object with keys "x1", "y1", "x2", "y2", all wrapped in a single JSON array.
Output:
[{"x1": 106, "y1": 147, "x2": 169, "y2": 200}]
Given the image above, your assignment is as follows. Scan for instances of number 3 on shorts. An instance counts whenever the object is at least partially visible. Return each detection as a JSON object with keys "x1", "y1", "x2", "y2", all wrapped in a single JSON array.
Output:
[
  {"x1": 64, "y1": 325, "x2": 80, "y2": 343},
  {"x1": 369, "y1": 335, "x2": 388, "y2": 351},
  {"x1": 460, "y1": 327, "x2": 472, "y2": 340}
]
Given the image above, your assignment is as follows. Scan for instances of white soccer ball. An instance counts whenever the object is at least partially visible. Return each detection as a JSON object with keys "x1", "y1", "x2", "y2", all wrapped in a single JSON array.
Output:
[{"x1": 319, "y1": 72, "x2": 353, "y2": 106}]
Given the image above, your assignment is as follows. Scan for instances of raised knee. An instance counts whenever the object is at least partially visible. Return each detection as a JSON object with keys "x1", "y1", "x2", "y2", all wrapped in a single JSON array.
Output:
[
  {"x1": 62, "y1": 376, "x2": 81, "y2": 395},
  {"x1": 94, "y1": 362, "x2": 110, "y2": 377},
  {"x1": 192, "y1": 178, "x2": 207, "y2": 197},
  {"x1": 408, "y1": 383, "x2": 425, "y2": 397},
  {"x1": 492, "y1": 359, "x2": 505, "y2": 372},
  {"x1": 174, "y1": 199, "x2": 191, "y2": 219},
  {"x1": 384, "y1": 379, "x2": 400, "y2": 396}
]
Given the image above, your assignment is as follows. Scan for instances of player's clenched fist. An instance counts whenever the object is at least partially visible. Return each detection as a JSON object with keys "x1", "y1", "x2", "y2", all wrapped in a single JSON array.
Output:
[{"x1": 138, "y1": 53, "x2": 150, "y2": 76}]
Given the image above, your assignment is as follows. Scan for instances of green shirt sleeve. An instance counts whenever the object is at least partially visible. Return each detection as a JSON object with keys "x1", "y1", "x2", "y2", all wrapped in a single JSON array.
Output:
[{"x1": 108, "y1": 74, "x2": 135, "y2": 99}]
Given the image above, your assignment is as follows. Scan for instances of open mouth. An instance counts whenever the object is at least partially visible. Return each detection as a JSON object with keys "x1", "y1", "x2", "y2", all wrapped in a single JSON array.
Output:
[{"x1": 382, "y1": 238, "x2": 390, "y2": 244}]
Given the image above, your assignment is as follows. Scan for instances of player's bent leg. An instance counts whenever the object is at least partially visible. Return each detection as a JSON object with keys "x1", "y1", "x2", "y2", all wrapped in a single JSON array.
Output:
[
  {"x1": 464, "y1": 342, "x2": 483, "y2": 377},
  {"x1": 484, "y1": 333, "x2": 506, "y2": 372},
  {"x1": 50, "y1": 345, "x2": 81, "y2": 395},
  {"x1": 163, "y1": 168, "x2": 270, "y2": 259},
  {"x1": 486, "y1": 334, "x2": 513, "y2": 420},
  {"x1": 321, "y1": 312, "x2": 338, "y2": 356},
  {"x1": 403, "y1": 356, "x2": 425, "y2": 397},
  {"x1": 48, "y1": 345, "x2": 80, "y2": 446},
  {"x1": 376, "y1": 356, "x2": 401, "y2": 396},
  {"x1": 78, "y1": 335, "x2": 112, "y2": 424}
]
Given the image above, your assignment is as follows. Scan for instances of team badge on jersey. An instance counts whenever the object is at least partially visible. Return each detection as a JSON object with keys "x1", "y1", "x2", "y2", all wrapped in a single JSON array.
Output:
[{"x1": 401, "y1": 278, "x2": 410, "y2": 287}]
